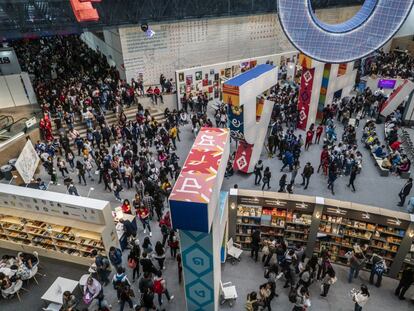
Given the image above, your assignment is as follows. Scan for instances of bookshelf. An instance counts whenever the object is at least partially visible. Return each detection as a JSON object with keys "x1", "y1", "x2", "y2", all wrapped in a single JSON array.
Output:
[{"x1": 0, "y1": 185, "x2": 119, "y2": 266}]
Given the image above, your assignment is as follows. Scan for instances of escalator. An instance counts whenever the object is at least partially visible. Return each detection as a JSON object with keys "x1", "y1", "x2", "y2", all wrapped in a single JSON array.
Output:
[
  {"x1": 0, "y1": 115, "x2": 14, "y2": 132},
  {"x1": 0, "y1": 117, "x2": 28, "y2": 142}
]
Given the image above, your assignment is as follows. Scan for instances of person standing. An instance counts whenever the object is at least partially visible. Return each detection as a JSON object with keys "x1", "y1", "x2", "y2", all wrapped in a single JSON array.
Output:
[
  {"x1": 398, "y1": 178, "x2": 413, "y2": 206},
  {"x1": 305, "y1": 128, "x2": 314, "y2": 150},
  {"x1": 369, "y1": 252, "x2": 386, "y2": 287},
  {"x1": 128, "y1": 239, "x2": 141, "y2": 282},
  {"x1": 76, "y1": 160, "x2": 87, "y2": 186},
  {"x1": 315, "y1": 124, "x2": 324, "y2": 144},
  {"x1": 154, "y1": 241, "x2": 166, "y2": 270},
  {"x1": 254, "y1": 160, "x2": 264, "y2": 185},
  {"x1": 108, "y1": 246, "x2": 123, "y2": 270},
  {"x1": 118, "y1": 283, "x2": 135, "y2": 311},
  {"x1": 262, "y1": 167, "x2": 271, "y2": 190},
  {"x1": 348, "y1": 251, "x2": 365, "y2": 283},
  {"x1": 347, "y1": 165, "x2": 358, "y2": 192},
  {"x1": 352, "y1": 284, "x2": 370, "y2": 311},
  {"x1": 251, "y1": 229, "x2": 261, "y2": 262},
  {"x1": 300, "y1": 162, "x2": 314, "y2": 190},
  {"x1": 289, "y1": 161, "x2": 300, "y2": 186},
  {"x1": 395, "y1": 267, "x2": 414, "y2": 300},
  {"x1": 278, "y1": 174, "x2": 287, "y2": 193}
]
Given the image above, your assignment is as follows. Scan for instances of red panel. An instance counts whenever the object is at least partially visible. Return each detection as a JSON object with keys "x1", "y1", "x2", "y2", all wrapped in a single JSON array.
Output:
[
  {"x1": 233, "y1": 141, "x2": 253, "y2": 173},
  {"x1": 297, "y1": 68, "x2": 315, "y2": 130},
  {"x1": 70, "y1": 0, "x2": 100, "y2": 22}
]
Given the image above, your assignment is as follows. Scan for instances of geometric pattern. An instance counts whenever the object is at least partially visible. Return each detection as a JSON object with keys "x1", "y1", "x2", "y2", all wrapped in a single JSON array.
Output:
[
  {"x1": 278, "y1": 0, "x2": 414, "y2": 63},
  {"x1": 180, "y1": 230, "x2": 215, "y2": 311}
]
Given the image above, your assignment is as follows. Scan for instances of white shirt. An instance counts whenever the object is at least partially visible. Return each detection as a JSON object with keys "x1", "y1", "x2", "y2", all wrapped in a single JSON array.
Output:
[{"x1": 354, "y1": 292, "x2": 369, "y2": 307}]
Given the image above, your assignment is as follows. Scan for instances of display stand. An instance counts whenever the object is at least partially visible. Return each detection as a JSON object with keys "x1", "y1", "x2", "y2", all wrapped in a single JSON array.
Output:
[
  {"x1": 113, "y1": 207, "x2": 137, "y2": 251},
  {"x1": 229, "y1": 189, "x2": 414, "y2": 278},
  {"x1": 0, "y1": 184, "x2": 119, "y2": 265}
]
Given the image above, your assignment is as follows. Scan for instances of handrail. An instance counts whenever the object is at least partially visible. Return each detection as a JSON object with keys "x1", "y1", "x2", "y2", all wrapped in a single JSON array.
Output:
[{"x1": 4, "y1": 117, "x2": 28, "y2": 133}]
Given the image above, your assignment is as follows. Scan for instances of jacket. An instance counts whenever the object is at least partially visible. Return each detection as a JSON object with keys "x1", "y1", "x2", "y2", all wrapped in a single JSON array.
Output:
[{"x1": 109, "y1": 248, "x2": 122, "y2": 266}]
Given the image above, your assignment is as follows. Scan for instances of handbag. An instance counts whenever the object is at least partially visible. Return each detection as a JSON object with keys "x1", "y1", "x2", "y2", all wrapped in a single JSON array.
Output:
[
  {"x1": 128, "y1": 258, "x2": 137, "y2": 269},
  {"x1": 262, "y1": 245, "x2": 270, "y2": 255},
  {"x1": 83, "y1": 290, "x2": 93, "y2": 305}
]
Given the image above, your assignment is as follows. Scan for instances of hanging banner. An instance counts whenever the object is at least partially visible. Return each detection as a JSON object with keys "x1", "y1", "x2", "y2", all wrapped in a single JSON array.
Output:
[
  {"x1": 227, "y1": 104, "x2": 244, "y2": 141},
  {"x1": 297, "y1": 68, "x2": 315, "y2": 130},
  {"x1": 233, "y1": 141, "x2": 253, "y2": 173},
  {"x1": 317, "y1": 64, "x2": 331, "y2": 120},
  {"x1": 222, "y1": 84, "x2": 240, "y2": 106}
]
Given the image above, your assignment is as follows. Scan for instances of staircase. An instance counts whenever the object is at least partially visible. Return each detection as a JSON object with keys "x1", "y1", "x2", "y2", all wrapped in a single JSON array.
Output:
[{"x1": 53, "y1": 99, "x2": 166, "y2": 145}]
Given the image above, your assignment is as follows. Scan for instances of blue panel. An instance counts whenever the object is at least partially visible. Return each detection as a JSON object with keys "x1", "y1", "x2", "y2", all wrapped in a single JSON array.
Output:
[
  {"x1": 227, "y1": 104, "x2": 245, "y2": 141},
  {"x1": 225, "y1": 64, "x2": 275, "y2": 87},
  {"x1": 170, "y1": 201, "x2": 209, "y2": 232},
  {"x1": 277, "y1": 0, "x2": 414, "y2": 63}
]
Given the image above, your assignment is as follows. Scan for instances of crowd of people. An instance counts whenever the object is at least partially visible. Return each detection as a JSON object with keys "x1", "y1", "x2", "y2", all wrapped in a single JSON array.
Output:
[{"x1": 367, "y1": 50, "x2": 414, "y2": 79}]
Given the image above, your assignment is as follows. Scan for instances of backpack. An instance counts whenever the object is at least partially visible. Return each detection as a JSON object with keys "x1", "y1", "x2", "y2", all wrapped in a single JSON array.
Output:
[
  {"x1": 245, "y1": 299, "x2": 257, "y2": 311},
  {"x1": 153, "y1": 278, "x2": 163, "y2": 294},
  {"x1": 374, "y1": 261, "x2": 385, "y2": 275},
  {"x1": 113, "y1": 274, "x2": 126, "y2": 290},
  {"x1": 288, "y1": 286, "x2": 297, "y2": 303}
]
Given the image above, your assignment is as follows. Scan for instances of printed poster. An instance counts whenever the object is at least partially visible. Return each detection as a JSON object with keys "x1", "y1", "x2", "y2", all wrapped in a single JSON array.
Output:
[{"x1": 233, "y1": 140, "x2": 253, "y2": 173}]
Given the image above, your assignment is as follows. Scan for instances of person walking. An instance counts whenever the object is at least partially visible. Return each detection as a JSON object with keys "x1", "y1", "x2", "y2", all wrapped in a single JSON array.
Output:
[
  {"x1": 137, "y1": 205, "x2": 152, "y2": 236},
  {"x1": 300, "y1": 162, "x2": 314, "y2": 190},
  {"x1": 320, "y1": 266, "x2": 336, "y2": 297},
  {"x1": 262, "y1": 167, "x2": 271, "y2": 190},
  {"x1": 108, "y1": 246, "x2": 123, "y2": 270},
  {"x1": 305, "y1": 128, "x2": 314, "y2": 150},
  {"x1": 369, "y1": 252, "x2": 386, "y2": 287},
  {"x1": 118, "y1": 283, "x2": 135, "y2": 311},
  {"x1": 254, "y1": 160, "x2": 264, "y2": 185},
  {"x1": 154, "y1": 241, "x2": 166, "y2": 270},
  {"x1": 347, "y1": 165, "x2": 358, "y2": 192},
  {"x1": 327, "y1": 162, "x2": 337, "y2": 195},
  {"x1": 153, "y1": 270, "x2": 174, "y2": 306},
  {"x1": 92, "y1": 250, "x2": 111, "y2": 286},
  {"x1": 112, "y1": 267, "x2": 131, "y2": 302},
  {"x1": 278, "y1": 174, "x2": 287, "y2": 193},
  {"x1": 394, "y1": 266, "x2": 414, "y2": 300},
  {"x1": 352, "y1": 284, "x2": 370, "y2": 311},
  {"x1": 289, "y1": 161, "x2": 300, "y2": 186},
  {"x1": 398, "y1": 178, "x2": 413, "y2": 206},
  {"x1": 128, "y1": 239, "x2": 141, "y2": 282},
  {"x1": 76, "y1": 160, "x2": 87, "y2": 186}
]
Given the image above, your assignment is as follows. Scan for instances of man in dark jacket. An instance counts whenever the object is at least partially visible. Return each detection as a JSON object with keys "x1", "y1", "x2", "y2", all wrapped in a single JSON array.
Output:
[
  {"x1": 301, "y1": 162, "x2": 314, "y2": 190},
  {"x1": 398, "y1": 178, "x2": 413, "y2": 206},
  {"x1": 395, "y1": 267, "x2": 414, "y2": 299},
  {"x1": 251, "y1": 229, "x2": 261, "y2": 262}
]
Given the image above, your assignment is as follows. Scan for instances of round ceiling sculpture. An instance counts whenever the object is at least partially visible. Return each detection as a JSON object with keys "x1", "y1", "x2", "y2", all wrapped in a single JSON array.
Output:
[{"x1": 277, "y1": 0, "x2": 414, "y2": 63}]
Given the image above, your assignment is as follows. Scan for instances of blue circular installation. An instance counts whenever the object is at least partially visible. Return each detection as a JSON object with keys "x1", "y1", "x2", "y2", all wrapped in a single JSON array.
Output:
[{"x1": 277, "y1": 0, "x2": 414, "y2": 63}]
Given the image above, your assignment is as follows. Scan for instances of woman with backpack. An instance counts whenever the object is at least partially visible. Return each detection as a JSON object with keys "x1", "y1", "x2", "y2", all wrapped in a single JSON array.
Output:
[
  {"x1": 128, "y1": 239, "x2": 141, "y2": 282},
  {"x1": 153, "y1": 270, "x2": 174, "y2": 306},
  {"x1": 154, "y1": 241, "x2": 166, "y2": 270}
]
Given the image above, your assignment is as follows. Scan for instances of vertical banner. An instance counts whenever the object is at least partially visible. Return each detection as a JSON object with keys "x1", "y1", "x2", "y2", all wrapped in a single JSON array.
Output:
[
  {"x1": 317, "y1": 64, "x2": 331, "y2": 121},
  {"x1": 297, "y1": 68, "x2": 315, "y2": 130},
  {"x1": 233, "y1": 141, "x2": 254, "y2": 173}
]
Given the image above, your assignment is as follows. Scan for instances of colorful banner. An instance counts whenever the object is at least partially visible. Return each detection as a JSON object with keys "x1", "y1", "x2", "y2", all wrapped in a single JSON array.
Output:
[
  {"x1": 297, "y1": 68, "x2": 315, "y2": 130},
  {"x1": 380, "y1": 80, "x2": 414, "y2": 117},
  {"x1": 227, "y1": 104, "x2": 244, "y2": 141},
  {"x1": 337, "y1": 63, "x2": 347, "y2": 76},
  {"x1": 169, "y1": 127, "x2": 230, "y2": 233},
  {"x1": 233, "y1": 140, "x2": 253, "y2": 173},
  {"x1": 222, "y1": 84, "x2": 240, "y2": 106},
  {"x1": 299, "y1": 53, "x2": 313, "y2": 69},
  {"x1": 317, "y1": 64, "x2": 331, "y2": 121},
  {"x1": 256, "y1": 97, "x2": 264, "y2": 121}
]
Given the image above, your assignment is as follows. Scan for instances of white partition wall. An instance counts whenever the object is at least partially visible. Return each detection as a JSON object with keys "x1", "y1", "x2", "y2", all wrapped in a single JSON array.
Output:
[{"x1": 0, "y1": 73, "x2": 36, "y2": 109}]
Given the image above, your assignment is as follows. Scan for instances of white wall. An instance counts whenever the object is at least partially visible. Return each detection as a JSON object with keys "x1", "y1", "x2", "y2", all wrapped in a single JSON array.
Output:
[
  {"x1": 81, "y1": 30, "x2": 125, "y2": 79},
  {"x1": 0, "y1": 74, "x2": 34, "y2": 109},
  {"x1": 396, "y1": 8, "x2": 414, "y2": 38}
]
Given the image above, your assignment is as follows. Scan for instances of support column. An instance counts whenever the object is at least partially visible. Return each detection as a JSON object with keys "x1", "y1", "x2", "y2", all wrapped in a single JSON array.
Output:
[
  {"x1": 389, "y1": 222, "x2": 414, "y2": 278},
  {"x1": 169, "y1": 128, "x2": 230, "y2": 311},
  {"x1": 305, "y1": 197, "x2": 324, "y2": 258}
]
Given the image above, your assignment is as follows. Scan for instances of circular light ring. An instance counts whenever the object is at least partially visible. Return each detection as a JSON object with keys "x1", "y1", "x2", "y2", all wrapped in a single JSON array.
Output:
[{"x1": 277, "y1": 0, "x2": 414, "y2": 63}]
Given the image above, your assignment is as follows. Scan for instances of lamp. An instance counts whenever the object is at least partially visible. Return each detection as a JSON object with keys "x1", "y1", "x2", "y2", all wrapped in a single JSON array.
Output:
[
  {"x1": 87, "y1": 187, "x2": 95, "y2": 198},
  {"x1": 409, "y1": 231, "x2": 414, "y2": 238},
  {"x1": 230, "y1": 202, "x2": 236, "y2": 210},
  {"x1": 315, "y1": 212, "x2": 321, "y2": 219}
]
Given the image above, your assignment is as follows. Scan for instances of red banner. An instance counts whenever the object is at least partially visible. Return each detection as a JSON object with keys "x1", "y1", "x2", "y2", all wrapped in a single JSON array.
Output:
[
  {"x1": 233, "y1": 141, "x2": 253, "y2": 173},
  {"x1": 297, "y1": 68, "x2": 315, "y2": 130}
]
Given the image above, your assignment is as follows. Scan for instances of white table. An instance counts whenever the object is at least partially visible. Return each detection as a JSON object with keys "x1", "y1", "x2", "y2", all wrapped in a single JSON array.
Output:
[{"x1": 41, "y1": 277, "x2": 79, "y2": 304}]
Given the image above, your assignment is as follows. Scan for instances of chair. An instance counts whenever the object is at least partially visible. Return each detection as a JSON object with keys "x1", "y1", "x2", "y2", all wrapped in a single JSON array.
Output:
[
  {"x1": 220, "y1": 280, "x2": 238, "y2": 307},
  {"x1": 1, "y1": 279, "x2": 25, "y2": 301},
  {"x1": 42, "y1": 303, "x2": 63, "y2": 311},
  {"x1": 33, "y1": 251, "x2": 46, "y2": 279},
  {"x1": 21, "y1": 265, "x2": 39, "y2": 285},
  {"x1": 226, "y1": 238, "x2": 243, "y2": 264}
]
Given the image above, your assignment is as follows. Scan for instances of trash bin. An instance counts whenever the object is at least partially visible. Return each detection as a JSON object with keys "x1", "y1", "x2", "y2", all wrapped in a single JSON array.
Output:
[
  {"x1": 1, "y1": 165, "x2": 13, "y2": 180},
  {"x1": 8, "y1": 158, "x2": 17, "y2": 169}
]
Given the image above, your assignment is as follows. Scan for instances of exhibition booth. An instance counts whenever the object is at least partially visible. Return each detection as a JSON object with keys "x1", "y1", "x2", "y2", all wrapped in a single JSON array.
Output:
[{"x1": 228, "y1": 189, "x2": 414, "y2": 279}]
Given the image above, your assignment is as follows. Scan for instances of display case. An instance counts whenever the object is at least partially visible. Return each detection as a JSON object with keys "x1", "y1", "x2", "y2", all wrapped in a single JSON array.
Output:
[{"x1": 0, "y1": 184, "x2": 119, "y2": 265}]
